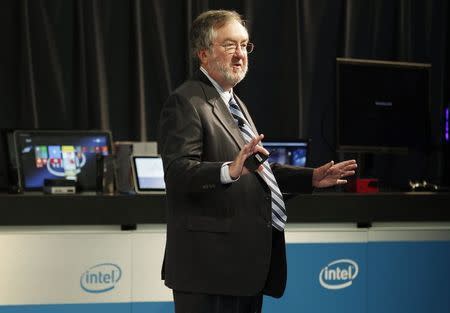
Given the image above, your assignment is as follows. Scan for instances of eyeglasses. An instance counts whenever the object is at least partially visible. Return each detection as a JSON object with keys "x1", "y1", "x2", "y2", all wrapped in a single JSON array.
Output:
[{"x1": 214, "y1": 42, "x2": 254, "y2": 54}]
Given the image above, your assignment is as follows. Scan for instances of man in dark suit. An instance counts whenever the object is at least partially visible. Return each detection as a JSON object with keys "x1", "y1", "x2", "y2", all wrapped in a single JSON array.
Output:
[{"x1": 158, "y1": 10, "x2": 357, "y2": 313}]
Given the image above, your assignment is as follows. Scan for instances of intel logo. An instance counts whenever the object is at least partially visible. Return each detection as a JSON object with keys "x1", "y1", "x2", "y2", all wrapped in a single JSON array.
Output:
[
  {"x1": 80, "y1": 263, "x2": 122, "y2": 293},
  {"x1": 319, "y1": 259, "x2": 359, "y2": 290}
]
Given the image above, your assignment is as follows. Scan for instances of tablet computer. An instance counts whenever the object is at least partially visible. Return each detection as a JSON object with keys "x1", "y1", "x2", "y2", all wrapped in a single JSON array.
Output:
[{"x1": 131, "y1": 155, "x2": 166, "y2": 193}]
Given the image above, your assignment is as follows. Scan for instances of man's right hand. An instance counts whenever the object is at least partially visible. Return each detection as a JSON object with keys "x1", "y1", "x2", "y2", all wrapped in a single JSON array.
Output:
[{"x1": 228, "y1": 134, "x2": 269, "y2": 180}]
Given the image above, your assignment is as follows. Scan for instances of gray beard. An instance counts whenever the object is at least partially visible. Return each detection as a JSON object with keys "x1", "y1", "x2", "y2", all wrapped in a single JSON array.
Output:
[{"x1": 211, "y1": 60, "x2": 248, "y2": 87}]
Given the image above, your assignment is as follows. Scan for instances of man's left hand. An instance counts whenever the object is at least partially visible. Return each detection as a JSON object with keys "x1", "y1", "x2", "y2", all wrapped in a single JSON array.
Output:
[{"x1": 312, "y1": 160, "x2": 357, "y2": 188}]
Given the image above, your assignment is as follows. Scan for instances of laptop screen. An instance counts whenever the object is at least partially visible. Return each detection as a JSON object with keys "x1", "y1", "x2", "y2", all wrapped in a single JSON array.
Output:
[
  {"x1": 263, "y1": 140, "x2": 309, "y2": 167},
  {"x1": 131, "y1": 156, "x2": 166, "y2": 193}
]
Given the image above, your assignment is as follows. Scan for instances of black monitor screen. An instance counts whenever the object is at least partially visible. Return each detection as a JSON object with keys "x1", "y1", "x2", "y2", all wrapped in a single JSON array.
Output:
[
  {"x1": 263, "y1": 141, "x2": 308, "y2": 167},
  {"x1": 336, "y1": 58, "x2": 430, "y2": 152},
  {"x1": 14, "y1": 130, "x2": 112, "y2": 191}
]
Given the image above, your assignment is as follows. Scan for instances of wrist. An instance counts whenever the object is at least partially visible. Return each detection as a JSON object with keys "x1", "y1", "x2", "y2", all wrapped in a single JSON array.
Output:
[
  {"x1": 312, "y1": 168, "x2": 319, "y2": 187},
  {"x1": 228, "y1": 163, "x2": 240, "y2": 180}
]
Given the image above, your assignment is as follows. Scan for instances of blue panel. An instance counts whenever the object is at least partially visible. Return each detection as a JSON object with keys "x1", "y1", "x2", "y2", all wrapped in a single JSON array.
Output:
[
  {"x1": 264, "y1": 243, "x2": 367, "y2": 313},
  {"x1": 0, "y1": 302, "x2": 131, "y2": 313},
  {"x1": 0, "y1": 302, "x2": 173, "y2": 313},
  {"x1": 368, "y1": 241, "x2": 450, "y2": 313}
]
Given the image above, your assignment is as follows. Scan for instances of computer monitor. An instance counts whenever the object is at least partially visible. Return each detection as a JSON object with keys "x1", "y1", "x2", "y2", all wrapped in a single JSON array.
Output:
[
  {"x1": 336, "y1": 58, "x2": 431, "y2": 153},
  {"x1": 263, "y1": 140, "x2": 309, "y2": 167},
  {"x1": 12, "y1": 130, "x2": 112, "y2": 191}
]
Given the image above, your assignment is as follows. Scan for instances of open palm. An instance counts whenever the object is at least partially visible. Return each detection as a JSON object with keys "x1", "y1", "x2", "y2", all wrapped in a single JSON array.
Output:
[{"x1": 312, "y1": 160, "x2": 357, "y2": 188}]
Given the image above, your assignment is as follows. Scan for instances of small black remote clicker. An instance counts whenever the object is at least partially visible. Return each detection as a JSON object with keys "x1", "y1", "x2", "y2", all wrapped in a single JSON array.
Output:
[{"x1": 244, "y1": 151, "x2": 269, "y2": 171}]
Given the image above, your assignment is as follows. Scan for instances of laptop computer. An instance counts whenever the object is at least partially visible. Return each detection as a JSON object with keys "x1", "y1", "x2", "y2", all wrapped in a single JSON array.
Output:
[{"x1": 263, "y1": 139, "x2": 309, "y2": 167}]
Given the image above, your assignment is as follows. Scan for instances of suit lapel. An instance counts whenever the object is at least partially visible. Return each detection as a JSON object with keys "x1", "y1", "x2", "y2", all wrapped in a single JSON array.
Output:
[{"x1": 196, "y1": 72, "x2": 246, "y2": 150}]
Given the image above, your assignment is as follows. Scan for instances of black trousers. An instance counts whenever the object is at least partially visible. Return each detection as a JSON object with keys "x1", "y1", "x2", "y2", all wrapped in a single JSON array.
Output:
[{"x1": 173, "y1": 290, "x2": 263, "y2": 313}]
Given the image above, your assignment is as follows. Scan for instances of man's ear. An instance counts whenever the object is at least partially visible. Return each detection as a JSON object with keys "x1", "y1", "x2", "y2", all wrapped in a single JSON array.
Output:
[{"x1": 197, "y1": 49, "x2": 209, "y2": 65}]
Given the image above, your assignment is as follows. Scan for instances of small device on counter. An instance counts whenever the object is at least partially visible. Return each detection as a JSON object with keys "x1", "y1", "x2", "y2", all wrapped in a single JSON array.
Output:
[
  {"x1": 96, "y1": 154, "x2": 115, "y2": 195},
  {"x1": 43, "y1": 178, "x2": 76, "y2": 194},
  {"x1": 130, "y1": 155, "x2": 165, "y2": 194}
]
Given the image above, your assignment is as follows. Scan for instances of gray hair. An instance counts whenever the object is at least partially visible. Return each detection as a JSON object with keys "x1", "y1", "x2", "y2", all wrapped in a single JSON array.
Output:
[{"x1": 190, "y1": 10, "x2": 247, "y2": 59}]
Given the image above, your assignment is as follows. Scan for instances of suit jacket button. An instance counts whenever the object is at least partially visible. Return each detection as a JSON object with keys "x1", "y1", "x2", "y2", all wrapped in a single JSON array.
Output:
[{"x1": 267, "y1": 222, "x2": 271, "y2": 228}]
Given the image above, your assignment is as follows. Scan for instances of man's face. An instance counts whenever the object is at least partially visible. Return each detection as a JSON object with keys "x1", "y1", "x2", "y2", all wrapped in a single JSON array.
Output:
[{"x1": 201, "y1": 19, "x2": 249, "y2": 91}]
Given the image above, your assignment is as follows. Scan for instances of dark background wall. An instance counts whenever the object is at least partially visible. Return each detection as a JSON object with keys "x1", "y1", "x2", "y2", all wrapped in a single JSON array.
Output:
[{"x1": 0, "y1": 0, "x2": 449, "y2": 188}]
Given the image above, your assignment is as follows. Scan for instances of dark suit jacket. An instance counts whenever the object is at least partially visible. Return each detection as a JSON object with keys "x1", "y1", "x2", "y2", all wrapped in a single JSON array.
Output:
[{"x1": 158, "y1": 71, "x2": 313, "y2": 297}]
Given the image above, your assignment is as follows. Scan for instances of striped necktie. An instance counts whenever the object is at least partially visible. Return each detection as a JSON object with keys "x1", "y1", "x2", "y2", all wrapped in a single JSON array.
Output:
[{"x1": 228, "y1": 95, "x2": 287, "y2": 231}]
